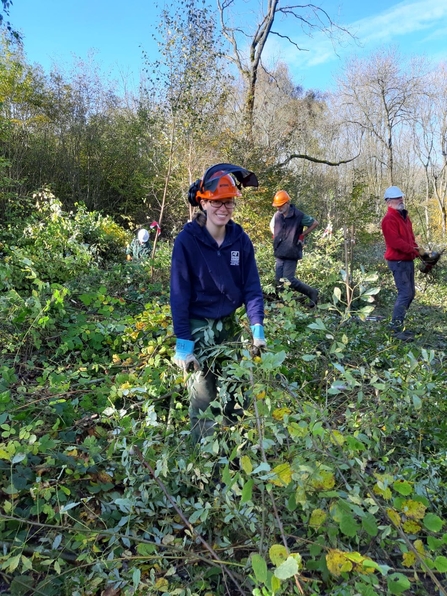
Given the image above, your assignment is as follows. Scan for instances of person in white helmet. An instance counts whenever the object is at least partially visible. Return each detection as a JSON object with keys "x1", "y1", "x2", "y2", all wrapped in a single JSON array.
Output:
[
  {"x1": 381, "y1": 186, "x2": 426, "y2": 340},
  {"x1": 126, "y1": 228, "x2": 151, "y2": 261}
]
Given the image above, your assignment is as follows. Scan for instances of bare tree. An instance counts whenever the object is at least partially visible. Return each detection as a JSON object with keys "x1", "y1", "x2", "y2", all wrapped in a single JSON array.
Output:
[
  {"x1": 411, "y1": 64, "x2": 447, "y2": 237},
  {"x1": 217, "y1": 0, "x2": 350, "y2": 140},
  {"x1": 336, "y1": 47, "x2": 429, "y2": 187}
]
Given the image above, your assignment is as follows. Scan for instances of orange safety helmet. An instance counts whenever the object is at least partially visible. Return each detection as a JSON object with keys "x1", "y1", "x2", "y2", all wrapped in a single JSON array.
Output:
[
  {"x1": 272, "y1": 190, "x2": 291, "y2": 207},
  {"x1": 196, "y1": 173, "x2": 242, "y2": 201}
]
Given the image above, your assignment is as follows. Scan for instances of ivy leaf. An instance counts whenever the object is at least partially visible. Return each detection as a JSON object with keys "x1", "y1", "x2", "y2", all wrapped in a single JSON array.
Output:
[{"x1": 251, "y1": 553, "x2": 267, "y2": 583}]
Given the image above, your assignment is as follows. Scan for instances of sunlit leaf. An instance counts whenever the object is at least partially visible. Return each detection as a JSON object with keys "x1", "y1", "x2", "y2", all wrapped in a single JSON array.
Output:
[
  {"x1": 269, "y1": 544, "x2": 288, "y2": 566},
  {"x1": 270, "y1": 463, "x2": 292, "y2": 487},
  {"x1": 326, "y1": 549, "x2": 352, "y2": 577},
  {"x1": 274, "y1": 556, "x2": 298, "y2": 580}
]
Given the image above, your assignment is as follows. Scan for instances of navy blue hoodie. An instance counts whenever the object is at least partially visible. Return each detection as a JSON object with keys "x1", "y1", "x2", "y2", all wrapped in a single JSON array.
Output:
[{"x1": 170, "y1": 218, "x2": 264, "y2": 341}]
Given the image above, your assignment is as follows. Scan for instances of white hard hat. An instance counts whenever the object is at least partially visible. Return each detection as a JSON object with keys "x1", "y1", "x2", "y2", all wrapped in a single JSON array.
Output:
[
  {"x1": 384, "y1": 186, "x2": 405, "y2": 200},
  {"x1": 138, "y1": 229, "x2": 149, "y2": 243}
]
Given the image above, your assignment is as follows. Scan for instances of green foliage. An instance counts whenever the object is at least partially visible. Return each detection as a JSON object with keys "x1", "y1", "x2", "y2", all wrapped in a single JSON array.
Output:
[{"x1": 0, "y1": 206, "x2": 447, "y2": 595}]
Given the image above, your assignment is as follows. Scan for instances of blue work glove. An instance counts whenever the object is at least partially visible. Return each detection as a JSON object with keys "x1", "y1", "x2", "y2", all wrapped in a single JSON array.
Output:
[
  {"x1": 173, "y1": 339, "x2": 200, "y2": 372},
  {"x1": 251, "y1": 324, "x2": 267, "y2": 350}
]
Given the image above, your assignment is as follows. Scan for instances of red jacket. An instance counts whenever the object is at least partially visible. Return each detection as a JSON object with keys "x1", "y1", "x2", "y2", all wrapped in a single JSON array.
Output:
[{"x1": 381, "y1": 207, "x2": 419, "y2": 261}]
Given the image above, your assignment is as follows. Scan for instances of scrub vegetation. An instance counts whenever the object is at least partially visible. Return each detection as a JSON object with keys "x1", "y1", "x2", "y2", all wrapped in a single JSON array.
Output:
[
  {"x1": 1, "y1": 199, "x2": 446, "y2": 596},
  {"x1": 0, "y1": 2, "x2": 447, "y2": 594}
]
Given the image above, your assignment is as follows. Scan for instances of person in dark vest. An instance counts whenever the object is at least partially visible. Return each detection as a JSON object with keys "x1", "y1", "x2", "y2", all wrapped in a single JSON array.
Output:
[
  {"x1": 381, "y1": 185, "x2": 426, "y2": 341},
  {"x1": 270, "y1": 190, "x2": 319, "y2": 306}
]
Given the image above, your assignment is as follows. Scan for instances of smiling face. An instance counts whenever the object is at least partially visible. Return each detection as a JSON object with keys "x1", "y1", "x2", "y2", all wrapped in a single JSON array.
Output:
[{"x1": 201, "y1": 199, "x2": 235, "y2": 227}]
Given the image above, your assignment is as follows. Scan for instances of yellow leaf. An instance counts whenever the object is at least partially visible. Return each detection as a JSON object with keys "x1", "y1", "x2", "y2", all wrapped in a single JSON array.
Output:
[
  {"x1": 255, "y1": 390, "x2": 266, "y2": 400},
  {"x1": 402, "y1": 551, "x2": 416, "y2": 568},
  {"x1": 269, "y1": 544, "x2": 288, "y2": 566},
  {"x1": 386, "y1": 508, "x2": 401, "y2": 527},
  {"x1": 401, "y1": 500, "x2": 426, "y2": 520},
  {"x1": 330, "y1": 430, "x2": 345, "y2": 445},
  {"x1": 373, "y1": 483, "x2": 392, "y2": 500},
  {"x1": 414, "y1": 539, "x2": 425, "y2": 555},
  {"x1": 272, "y1": 407, "x2": 291, "y2": 420},
  {"x1": 402, "y1": 520, "x2": 421, "y2": 533},
  {"x1": 309, "y1": 508, "x2": 327, "y2": 528},
  {"x1": 240, "y1": 455, "x2": 253, "y2": 475},
  {"x1": 311, "y1": 470, "x2": 335, "y2": 490},
  {"x1": 326, "y1": 549, "x2": 353, "y2": 577},
  {"x1": 112, "y1": 354, "x2": 121, "y2": 363},
  {"x1": 270, "y1": 463, "x2": 292, "y2": 487},
  {"x1": 97, "y1": 471, "x2": 113, "y2": 483},
  {"x1": 154, "y1": 578, "x2": 169, "y2": 592}
]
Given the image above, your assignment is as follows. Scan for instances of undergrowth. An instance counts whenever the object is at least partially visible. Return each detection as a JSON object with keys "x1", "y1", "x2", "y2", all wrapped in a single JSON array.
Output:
[{"x1": 0, "y1": 204, "x2": 446, "y2": 596}]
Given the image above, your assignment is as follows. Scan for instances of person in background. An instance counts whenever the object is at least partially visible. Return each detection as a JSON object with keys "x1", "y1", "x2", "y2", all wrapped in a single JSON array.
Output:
[
  {"x1": 170, "y1": 164, "x2": 265, "y2": 444},
  {"x1": 381, "y1": 185, "x2": 426, "y2": 341},
  {"x1": 270, "y1": 190, "x2": 319, "y2": 306},
  {"x1": 126, "y1": 228, "x2": 151, "y2": 261}
]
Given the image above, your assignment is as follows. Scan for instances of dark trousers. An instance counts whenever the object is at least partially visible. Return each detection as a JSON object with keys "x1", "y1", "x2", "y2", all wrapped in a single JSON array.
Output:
[
  {"x1": 387, "y1": 260, "x2": 415, "y2": 323},
  {"x1": 275, "y1": 258, "x2": 317, "y2": 299},
  {"x1": 188, "y1": 317, "x2": 244, "y2": 444}
]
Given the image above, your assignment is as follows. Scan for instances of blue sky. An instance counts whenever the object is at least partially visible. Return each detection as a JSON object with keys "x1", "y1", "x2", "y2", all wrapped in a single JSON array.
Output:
[{"x1": 8, "y1": 0, "x2": 447, "y2": 93}]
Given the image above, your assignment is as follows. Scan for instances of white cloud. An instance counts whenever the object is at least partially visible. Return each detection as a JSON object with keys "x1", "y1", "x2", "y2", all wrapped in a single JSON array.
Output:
[{"x1": 262, "y1": 0, "x2": 447, "y2": 87}]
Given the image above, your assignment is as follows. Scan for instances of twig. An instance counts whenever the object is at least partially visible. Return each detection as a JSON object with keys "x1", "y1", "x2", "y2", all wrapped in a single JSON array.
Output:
[
  {"x1": 132, "y1": 446, "x2": 247, "y2": 595},
  {"x1": 249, "y1": 366, "x2": 305, "y2": 595}
]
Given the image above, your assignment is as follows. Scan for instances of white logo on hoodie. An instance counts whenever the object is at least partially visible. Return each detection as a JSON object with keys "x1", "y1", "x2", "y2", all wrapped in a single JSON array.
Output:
[{"x1": 230, "y1": 251, "x2": 240, "y2": 266}]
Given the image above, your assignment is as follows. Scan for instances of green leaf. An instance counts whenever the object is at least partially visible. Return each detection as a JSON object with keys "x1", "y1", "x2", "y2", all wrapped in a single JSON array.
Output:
[
  {"x1": 308, "y1": 318, "x2": 327, "y2": 331},
  {"x1": 274, "y1": 556, "x2": 298, "y2": 580},
  {"x1": 251, "y1": 553, "x2": 268, "y2": 583},
  {"x1": 423, "y1": 513, "x2": 444, "y2": 532},
  {"x1": 11, "y1": 452, "x2": 26, "y2": 464},
  {"x1": 362, "y1": 513, "x2": 378, "y2": 537},
  {"x1": 132, "y1": 568, "x2": 141, "y2": 589},
  {"x1": 136, "y1": 543, "x2": 157, "y2": 556},
  {"x1": 241, "y1": 479, "x2": 254, "y2": 504},
  {"x1": 387, "y1": 573, "x2": 411, "y2": 594},
  {"x1": 340, "y1": 514, "x2": 359, "y2": 537},
  {"x1": 393, "y1": 480, "x2": 412, "y2": 496},
  {"x1": 433, "y1": 556, "x2": 447, "y2": 572}
]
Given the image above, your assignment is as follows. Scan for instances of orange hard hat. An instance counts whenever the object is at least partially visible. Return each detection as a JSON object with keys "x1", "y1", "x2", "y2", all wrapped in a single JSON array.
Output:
[
  {"x1": 272, "y1": 190, "x2": 291, "y2": 207},
  {"x1": 197, "y1": 173, "x2": 242, "y2": 201}
]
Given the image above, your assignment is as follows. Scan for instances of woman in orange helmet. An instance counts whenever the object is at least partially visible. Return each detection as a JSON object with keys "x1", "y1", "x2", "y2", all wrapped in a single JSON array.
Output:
[{"x1": 170, "y1": 164, "x2": 265, "y2": 444}]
